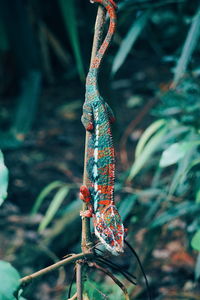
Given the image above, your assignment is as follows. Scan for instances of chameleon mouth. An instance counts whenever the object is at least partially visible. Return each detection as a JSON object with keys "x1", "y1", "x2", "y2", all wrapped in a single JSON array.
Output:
[{"x1": 94, "y1": 226, "x2": 124, "y2": 255}]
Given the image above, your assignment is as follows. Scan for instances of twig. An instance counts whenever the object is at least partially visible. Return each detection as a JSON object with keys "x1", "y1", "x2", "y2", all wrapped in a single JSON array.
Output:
[
  {"x1": 68, "y1": 292, "x2": 77, "y2": 300},
  {"x1": 90, "y1": 262, "x2": 130, "y2": 300},
  {"x1": 76, "y1": 261, "x2": 83, "y2": 300},
  {"x1": 81, "y1": 4, "x2": 106, "y2": 253},
  {"x1": 20, "y1": 252, "x2": 93, "y2": 285}
]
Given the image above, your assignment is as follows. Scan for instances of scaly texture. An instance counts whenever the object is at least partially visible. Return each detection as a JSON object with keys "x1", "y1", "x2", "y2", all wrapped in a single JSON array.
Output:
[{"x1": 80, "y1": 0, "x2": 124, "y2": 255}]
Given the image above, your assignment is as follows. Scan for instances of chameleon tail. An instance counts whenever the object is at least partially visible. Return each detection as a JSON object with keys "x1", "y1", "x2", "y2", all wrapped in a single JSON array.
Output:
[{"x1": 90, "y1": 0, "x2": 117, "y2": 71}]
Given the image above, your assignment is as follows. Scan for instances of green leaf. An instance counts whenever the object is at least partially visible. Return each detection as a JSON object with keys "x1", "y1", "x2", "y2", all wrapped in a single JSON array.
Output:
[
  {"x1": 194, "y1": 253, "x2": 200, "y2": 280},
  {"x1": 118, "y1": 194, "x2": 137, "y2": 220},
  {"x1": 112, "y1": 9, "x2": 151, "y2": 74},
  {"x1": 196, "y1": 189, "x2": 200, "y2": 204},
  {"x1": 191, "y1": 230, "x2": 200, "y2": 251},
  {"x1": 13, "y1": 71, "x2": 42, "y2": 135},
  {"x1": 58, "y1": 0, "x2": 85, "y2": 80},
  {"x1": 0, "y1": 150, "x2": 9, "y2": 206},
  {"x1": 128, "y1": 127, "x2": 167, "y2": 180},
  {"x1": 151, "y1": 201, "x2": 200, "y2": 228},
  {"x1": 31, "y1": 181, "x2": 64, "y2": 215},
  {"x1": 168, "y1": 142, "x2": 198, "y2": 195},
  {"x1": 135, "y1": 119, "x2": 166, "y2": 158},
  {"x1": 173, "y1": 6, "x2": 200, "y2": 86},
  {"x1": 38, "y1": 185, "x2": 70, "y2": 232},
  {"x1": 0, "y1": 260, "x2": 20, "y2": 300},
  {"x1": 159, "y1": 141, "x2": 199, "y2": 167}
]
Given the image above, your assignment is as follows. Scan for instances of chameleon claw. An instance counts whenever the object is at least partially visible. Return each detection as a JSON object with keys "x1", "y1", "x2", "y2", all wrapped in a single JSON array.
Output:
[
  {"x1": 80, "y1": 185, "x2": 91, "y2": 203},
  {"x1": 80, "y1": 209, "x2": 93, "y2": 218}
]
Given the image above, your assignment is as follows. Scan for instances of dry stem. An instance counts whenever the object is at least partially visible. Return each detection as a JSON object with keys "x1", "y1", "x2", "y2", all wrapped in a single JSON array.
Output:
[
  {"x1": 90, "y1": 262, "x2": 130, "y2": 300},
  {"x1": 20, "y1": 252, "x2": 93, "y2": 285}
]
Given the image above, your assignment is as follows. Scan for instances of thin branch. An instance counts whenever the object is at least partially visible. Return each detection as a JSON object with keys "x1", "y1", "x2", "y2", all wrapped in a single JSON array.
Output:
[
  {"x1": 20, "y1": 252, "x2": 93, "y2": 285},
  {"x1": 76, "y1": 261, "x2": 83, "y2": 300},
  {"x1": 90, "y1": 262, "x2": 130, "y2": 300},
  {"x1": 81, "y1": 4, "x2": 106, "y2": 253},
  {"x1": 68, "y1": 292, "x2": 77, "y2": 300}
]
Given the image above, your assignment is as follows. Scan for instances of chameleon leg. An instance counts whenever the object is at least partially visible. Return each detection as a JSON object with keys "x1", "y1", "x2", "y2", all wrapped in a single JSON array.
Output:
[
  {"x1": 81, "y1": 103, "x2": 94, "y2": 131},
  {"x1": 105, "y1": 102, "x2": 115, "y2": 124},
  {"x1": 79, "y1": 185, "x2": 93, "y2": 217}
]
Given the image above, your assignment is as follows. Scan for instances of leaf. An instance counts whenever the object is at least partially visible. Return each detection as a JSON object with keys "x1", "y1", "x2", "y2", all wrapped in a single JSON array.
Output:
[
  {"x1": 118, "y1": 194, "x2": 137, "y2": 220},
  {"x1": 0, "y1": 260, "x2": 20, "y2": 300},
  {"x1": 112, "y1": 9, "x2": 151, "y2": 74},
  {"x1": 0, "y1": 150, "x2": 9, "y2": 206},
  {"x1": 191, "y1": 230, "x2": 200, "y2": 251},
  {"x1": 58, "y1": 0, "x2": 85, "y2": 81},
  {"x1": 196, "y1": 189, "x2": 200, "y2": 204},
  {"x1": 151, "y1": 201, "x2": 200, "y2": 228},
  {"x1": 159, "y1": 141, "x2": 199, "y2": 167},
  {"x1": 31, "y1": 181, "x2": 64, "y2": 215},
  {"x1": 168, "y1": 142, "x2": 198, "y2": 195},
  {"x1": 128, "y1": 127, "x2": 167, "y2": 180},
  {"x1": 38, "y1": 185, "x2": 70, "y2": 232},
  {"x1": 135, "y1": 119, "x2": 166, "y2": 158},
  {"x1": 194, "y1": 253, "x2": 200, "y2": 280},
  {"x1": 13, "y1": 70, "x2": 42, "y2": 135},
  {"x1": 173, "y1": 6, "x2": 200, "y2": 86}
]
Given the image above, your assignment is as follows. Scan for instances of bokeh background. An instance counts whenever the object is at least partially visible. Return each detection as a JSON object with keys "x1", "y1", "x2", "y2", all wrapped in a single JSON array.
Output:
[{"x1": 0, "y1": 0, "x2": 200, "y2": 299}]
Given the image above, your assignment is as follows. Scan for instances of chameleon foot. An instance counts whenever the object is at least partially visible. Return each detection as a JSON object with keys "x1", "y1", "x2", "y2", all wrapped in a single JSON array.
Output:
[
  {"x1": 79, "y1": 185, "x2": 91, "y2": 203},
  {"x1": 80, "y1": 209, "x2": 93, "y2": 218},
  {"x1": 79, "y1": 185, "x2": 93, "y2": 218}
]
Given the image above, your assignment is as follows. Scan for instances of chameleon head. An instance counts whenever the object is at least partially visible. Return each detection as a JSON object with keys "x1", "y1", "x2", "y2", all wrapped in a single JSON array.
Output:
[{"x1": 93, "y1": 205, "x2": 124, "y2": 255}]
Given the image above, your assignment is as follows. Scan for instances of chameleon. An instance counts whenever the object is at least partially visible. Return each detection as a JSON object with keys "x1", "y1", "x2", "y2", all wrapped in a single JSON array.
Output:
[{"x1": 80, "y1": 0, "x2": 124, "y2": 255}]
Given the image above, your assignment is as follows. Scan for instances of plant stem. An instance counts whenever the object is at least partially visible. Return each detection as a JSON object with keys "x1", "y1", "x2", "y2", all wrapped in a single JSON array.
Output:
[
  {"x1": 76, "y1": 261, "x2": 83, "y2": 300},
  {"x1": 81, "y1": 4, "x2": 106, "y2": 253},
  {"x1": 20, "y1": 252, "x2": 93, "y2": 285}
]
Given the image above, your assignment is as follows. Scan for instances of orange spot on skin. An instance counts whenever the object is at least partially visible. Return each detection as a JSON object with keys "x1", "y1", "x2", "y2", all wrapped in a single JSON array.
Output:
[
  {"x1": 98, "y1": 200, "x2": 111, "y2": 205},
  {"x1": 97, "y1": 185, "x2": 113, "y2": 194}
]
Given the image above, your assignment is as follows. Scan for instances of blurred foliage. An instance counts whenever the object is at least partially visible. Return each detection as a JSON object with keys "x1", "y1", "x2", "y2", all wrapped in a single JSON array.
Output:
[
  {"x1": 31, "y1": 181, "x2": 76, "y2": 232},
  {"x1": 126, "y1": 76, "x2": 200, "y2": 278},
  {"x1": 0, "y1": 150, "x2": 8, "y2": 206},
  {"x1": 0, "y1": 261, "x2": 24, "y2": 300}
]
